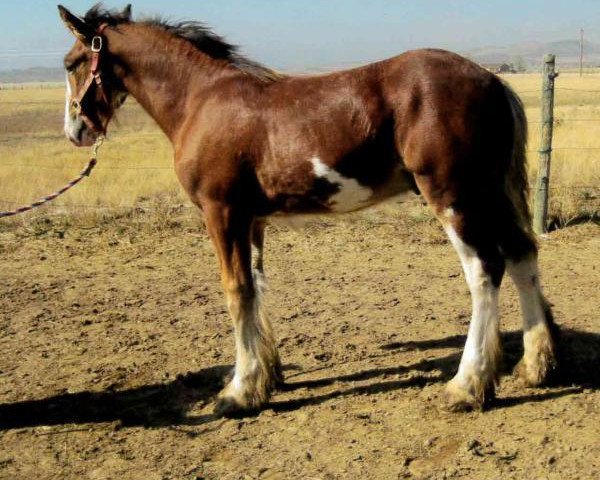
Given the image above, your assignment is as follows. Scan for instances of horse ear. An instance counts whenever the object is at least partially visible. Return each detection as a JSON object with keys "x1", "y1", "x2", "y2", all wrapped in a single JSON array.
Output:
[
  {"x1": 58, "y1": 5, "x2": 92, "y2": 43},
  {"x1": 122, "y1": 4, "x2": 132, "y2": 21}
]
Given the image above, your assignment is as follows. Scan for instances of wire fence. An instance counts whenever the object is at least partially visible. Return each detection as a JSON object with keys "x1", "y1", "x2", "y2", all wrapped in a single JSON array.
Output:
[{"x1": 1, "y1": 81, "x2": 599, "y2": 217}]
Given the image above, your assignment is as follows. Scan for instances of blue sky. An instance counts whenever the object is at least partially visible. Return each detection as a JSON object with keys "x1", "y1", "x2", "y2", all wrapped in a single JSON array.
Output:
[{"x1": 1, "y1": 1, "x2": 599, "y2": 70}]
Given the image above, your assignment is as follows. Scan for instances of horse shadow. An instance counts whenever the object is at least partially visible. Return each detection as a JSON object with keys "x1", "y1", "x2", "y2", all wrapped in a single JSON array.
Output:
[
  {"x1": 271, "y1": 327, "x2": 600, "y2": 412},
  {"x1": 0, "y1": 328, "x2": 598, "y2": 430},
  {"x1": 0, "y1": 365, "x2": 229, "y2": 430}
]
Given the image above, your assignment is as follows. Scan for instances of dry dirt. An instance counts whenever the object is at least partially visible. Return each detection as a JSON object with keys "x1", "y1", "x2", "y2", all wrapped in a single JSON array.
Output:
[{"x1": 0, "y1": 207, "x2": 598, "y2": 480}]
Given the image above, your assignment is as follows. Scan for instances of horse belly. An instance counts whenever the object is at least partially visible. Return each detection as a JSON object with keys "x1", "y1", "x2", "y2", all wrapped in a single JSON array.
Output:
[
  {"x1": 263, "y1": 158, "x2": 416, "y2": 216},
  {"x1": 310, "y1": 157, "x2": 416, "y2": 213}
]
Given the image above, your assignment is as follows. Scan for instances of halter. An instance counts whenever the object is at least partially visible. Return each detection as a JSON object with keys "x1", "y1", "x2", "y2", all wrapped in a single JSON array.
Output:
[{"x1": 69, "y1": 23, "x2": 112, "y2": 135}]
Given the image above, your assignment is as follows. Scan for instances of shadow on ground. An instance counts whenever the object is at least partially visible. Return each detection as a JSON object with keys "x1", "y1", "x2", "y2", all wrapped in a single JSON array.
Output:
[
  {"x1": 1, "y1": 328, "x2": 598, "y2": 431},
  {"x1": 548, "y1": 213, "x2": 599, "y2": 232}
]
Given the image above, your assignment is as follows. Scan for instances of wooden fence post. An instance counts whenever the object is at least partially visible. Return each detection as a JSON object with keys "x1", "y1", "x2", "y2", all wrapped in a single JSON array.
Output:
[{"x1": 533, "y1": 54, "x2": 557, "y2": 234}]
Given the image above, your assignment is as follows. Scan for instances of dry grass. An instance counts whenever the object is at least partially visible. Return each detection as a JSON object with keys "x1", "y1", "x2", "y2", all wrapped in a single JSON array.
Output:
[
  {"x1": 0, "y1": 71, "x2": 598, "y2": 230},
  {"x1": 504, "y1": 72, "x2": 600, "y2": 225}
]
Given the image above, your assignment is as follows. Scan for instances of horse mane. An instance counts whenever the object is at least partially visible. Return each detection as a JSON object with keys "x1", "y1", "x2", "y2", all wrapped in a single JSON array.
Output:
[{"x1": 83, "y1": 3, "x2": 285, "y2": 83}]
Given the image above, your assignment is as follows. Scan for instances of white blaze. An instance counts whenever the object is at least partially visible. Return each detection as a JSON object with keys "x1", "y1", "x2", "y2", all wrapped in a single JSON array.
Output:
[
  {"x1": 64, "y1": 72, "x2": 73, "y2": 136},
  {"x1": 63, "y1": 72, "x2": 84, "y2": 141},
  {"x1": 64, "y1": 72, "x2": 89, "y2": 144},
  {"x1": 310, "y1": 157, "x2": 373, "y2": 212}
]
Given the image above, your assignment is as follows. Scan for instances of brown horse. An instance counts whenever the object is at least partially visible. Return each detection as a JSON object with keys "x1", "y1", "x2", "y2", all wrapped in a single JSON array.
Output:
[{"x1": 59, "y1": 4, "x2": 558, "y2": 416}]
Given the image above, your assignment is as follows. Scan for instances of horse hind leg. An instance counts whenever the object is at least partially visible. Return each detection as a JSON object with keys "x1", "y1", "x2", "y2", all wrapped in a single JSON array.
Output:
[
  {"x1": 499, "y1": 213, "x2": 559, "y2": 386},
  {"x1": 507, "y1": 255, "x2": 558, "y2": 386},
  {"x1": 441, "y1": 207, "x2": 505, "y2": 410}
]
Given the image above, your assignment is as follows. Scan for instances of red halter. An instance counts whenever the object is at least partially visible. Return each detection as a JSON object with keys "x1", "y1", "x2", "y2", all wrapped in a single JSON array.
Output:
[{"x1": 70, "y1": 24, "x2": 112, "y2": 135}]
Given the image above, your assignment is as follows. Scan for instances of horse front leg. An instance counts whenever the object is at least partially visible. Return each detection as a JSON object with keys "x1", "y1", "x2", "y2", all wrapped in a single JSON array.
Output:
[
  {"x1": 203, "y1": 202, "x2": 280, "y2": 416},
  {"x1": 251, "y1": 219, "x2": 283, "y2": 384},
  {"x1": 251, "y1": 218, "x2": 267, "y2": 297}
]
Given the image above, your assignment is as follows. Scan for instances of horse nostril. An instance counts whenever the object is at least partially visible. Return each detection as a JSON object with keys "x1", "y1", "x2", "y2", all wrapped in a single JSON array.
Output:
[{"x1": 77, "y1": 124, "x2": 86, "y2": 143}]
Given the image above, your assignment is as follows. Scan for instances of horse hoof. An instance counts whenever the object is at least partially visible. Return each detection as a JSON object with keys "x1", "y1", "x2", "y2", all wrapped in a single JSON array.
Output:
[
  {"x1": 213, "y1": 396, "x2": 252, "y2": 418},
  {"x1": 513, "y1": 356, "x2": 557, "y2": 387},
  {"x1": 513, "y1": 358, "x2": 534, "y2": 386},
  {"x1": 442, "y1": 381, "x2": 488, "y2": 412}
]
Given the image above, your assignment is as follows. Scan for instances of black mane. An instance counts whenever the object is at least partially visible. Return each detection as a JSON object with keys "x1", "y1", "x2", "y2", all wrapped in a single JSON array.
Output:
[{"x1": 83, "y1": 3, "x2": 283, "y2": 82}]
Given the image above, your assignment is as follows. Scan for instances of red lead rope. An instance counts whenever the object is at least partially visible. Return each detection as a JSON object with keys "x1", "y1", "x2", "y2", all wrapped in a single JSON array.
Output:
[{"x1": 0, "y1": 136, "x2": 104, "y2": 219}]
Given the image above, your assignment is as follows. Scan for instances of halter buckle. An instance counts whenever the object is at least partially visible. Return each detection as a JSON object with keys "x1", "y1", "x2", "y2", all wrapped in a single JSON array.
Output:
[{"x1": 91, "y1": 36, "x2": 103, "y2": 53}]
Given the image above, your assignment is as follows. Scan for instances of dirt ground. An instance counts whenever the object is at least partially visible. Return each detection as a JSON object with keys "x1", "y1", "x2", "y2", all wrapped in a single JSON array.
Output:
[{"x1": 0, "y1": 206, "x2": 598, "y2": 480}]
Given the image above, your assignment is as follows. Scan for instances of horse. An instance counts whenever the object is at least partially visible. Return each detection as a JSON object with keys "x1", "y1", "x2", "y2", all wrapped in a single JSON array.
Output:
[{"x1": 58, "y1": 4, "x2": 559, "y2": 416}]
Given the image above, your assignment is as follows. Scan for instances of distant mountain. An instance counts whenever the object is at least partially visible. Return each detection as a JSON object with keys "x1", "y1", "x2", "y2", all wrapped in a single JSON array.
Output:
[
  {"x1": 0, "y1": 67, "x2": 64, "y2": 84},
  {"x1": 2, "y1": 39, "x2": 600, "y2": 83},
  {"x1": 465, "y1": 40, "x2": 600, "y2": 69}
]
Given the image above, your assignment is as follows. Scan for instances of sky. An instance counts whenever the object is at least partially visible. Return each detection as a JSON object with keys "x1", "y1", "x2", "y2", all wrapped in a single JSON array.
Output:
[{"x1": 1, "y1": 0, "x2": 599, "y2": 71}]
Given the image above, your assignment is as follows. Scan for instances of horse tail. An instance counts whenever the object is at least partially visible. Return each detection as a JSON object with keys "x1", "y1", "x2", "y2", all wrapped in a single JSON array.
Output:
[{"x1": 503, "y1": 82, "x2": 533, "y2": 234}]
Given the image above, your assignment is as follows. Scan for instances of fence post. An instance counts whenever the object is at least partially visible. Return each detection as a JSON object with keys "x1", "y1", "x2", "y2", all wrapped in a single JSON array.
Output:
[{"x1": 533, "y1": 54, "x2": 557, "y2": 234}]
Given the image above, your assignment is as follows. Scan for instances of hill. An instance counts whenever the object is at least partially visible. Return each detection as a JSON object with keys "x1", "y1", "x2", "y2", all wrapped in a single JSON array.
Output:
[
  {"x1": 466, "y1": 39, "x2": 600, "y2": 69},
  {"x1": 1, "y1": 39, "x2": 600, "y2": 83},
  {"x1": 0, "y1": 67, "x2": 64, "y2": 84}
]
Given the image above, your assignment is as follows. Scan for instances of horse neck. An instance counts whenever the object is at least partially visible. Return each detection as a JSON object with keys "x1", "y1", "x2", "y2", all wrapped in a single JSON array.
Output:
[{"x1": 108, "y1": 24, "x2": 236, "y2": 141}]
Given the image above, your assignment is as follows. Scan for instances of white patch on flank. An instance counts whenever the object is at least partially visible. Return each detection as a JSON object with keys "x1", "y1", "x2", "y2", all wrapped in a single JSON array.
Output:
[
  {"x1": 444, "y1": 219, "x2": 500, "y2": 389},
  {"x1": 310, "y1": 157, "x2": 373, "y2": 212}
]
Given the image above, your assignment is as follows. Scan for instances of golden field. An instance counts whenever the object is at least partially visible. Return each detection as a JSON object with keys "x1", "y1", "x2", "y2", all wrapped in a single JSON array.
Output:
[{"x1": 0, "y1": 72, "x2": 598, "y2": 228}]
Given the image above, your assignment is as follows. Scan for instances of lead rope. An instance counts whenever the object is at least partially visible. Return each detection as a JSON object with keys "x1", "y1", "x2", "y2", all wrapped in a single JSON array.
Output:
[{"x1": 0, "y1": 136, "x2": 104, "y2": 219}]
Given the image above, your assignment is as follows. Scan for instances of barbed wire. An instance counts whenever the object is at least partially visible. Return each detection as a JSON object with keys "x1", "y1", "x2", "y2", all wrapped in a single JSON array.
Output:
[
  {"x1": 0, "y1": 131, "x2": 165, "y2": 144},
  {"x1": 553, "y1": 147, "x2": 600, "y2": 151},
  {"x1": 529, "y1": 118, "x2": 600, "y2": 123},
  {"x1": 5, "y1": 129, "x2": 600, "y2": 144},
  {"x1": 526, "y1": 148, "x2": 600, "y2": 152},
  {"x1": 0, "y1": 198, "x2": 196, "y2": 210},
  {"x1": 1, "y1": 101, "x2": 65, "y2": 105},
  {"x1": 0, "y1": 163, "x2": 171, "y2": 170},
  {"x1": 1, "y1": 188, "x2": 596, "y2": 214},
  {"x1": 1, "y1": 154, "x2": 598, "y2": 170},
  {"x1": 555, "y1": 87, "x2": 600, "y2": 93}
]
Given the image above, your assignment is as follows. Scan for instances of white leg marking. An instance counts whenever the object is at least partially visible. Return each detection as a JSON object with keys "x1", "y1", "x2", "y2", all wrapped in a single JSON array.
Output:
[
  {"x1": 251, "y1": 224, "x2": 267, "y2": 299},
  {"x1": 310, "y1": 157, "x2": 373, "y2": 212},
  {"x1": 507, "y1": 256, "x2": 556, "y2": 385},
  {"x1": 220, "y1": 277, "x2": 278, "y2": 410},
  {"x1": 445, "y1": 219, "x2": 501, "y2": 402},
  {"x1": 232, "y1": 307, "x2": 261, "y2": 394},
  {"x1": 506, "y1": 256, "x2": 544, "y2": 330},
  {"x1": 224, "y1": 290, "x2": 262, "y2": 396}
]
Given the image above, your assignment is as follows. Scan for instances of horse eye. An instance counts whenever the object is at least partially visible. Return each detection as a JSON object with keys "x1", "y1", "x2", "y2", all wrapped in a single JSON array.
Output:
[{"x1": 66, "y1": 61, "x2": 80, "y2": 74}]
